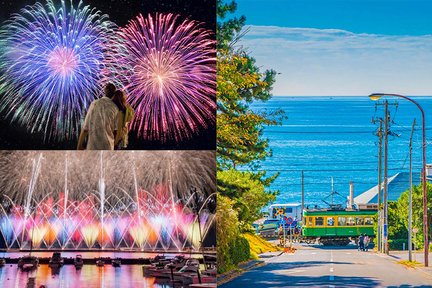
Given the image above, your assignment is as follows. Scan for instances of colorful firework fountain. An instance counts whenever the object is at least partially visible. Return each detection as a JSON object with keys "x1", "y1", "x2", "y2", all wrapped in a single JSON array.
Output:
[
  {"x1": 105, "y1": 13, "x2": 216, "y2": 143},
  {"x1": 0, "y1": 0, "x2": 116, "y2": 141},
  {"x1": 0, "y1": 151, "x2": 216, "y2": 251}
]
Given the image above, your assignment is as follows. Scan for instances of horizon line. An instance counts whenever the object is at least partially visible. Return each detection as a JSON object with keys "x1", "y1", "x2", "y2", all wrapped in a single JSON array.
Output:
[{"x1": 271, "y1": 95, "x2": 432, "y2": 97}]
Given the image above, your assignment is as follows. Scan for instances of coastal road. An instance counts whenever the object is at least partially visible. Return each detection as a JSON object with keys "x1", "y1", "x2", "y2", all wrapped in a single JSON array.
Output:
[{"x1": 220, "y1": 245, "x2": 432, "y2": 287}]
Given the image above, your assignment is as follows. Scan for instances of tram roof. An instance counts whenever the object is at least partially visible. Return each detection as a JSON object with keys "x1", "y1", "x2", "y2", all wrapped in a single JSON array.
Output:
[{"x1": 303, "y1": 210, "x2": 377, "y2": 216}]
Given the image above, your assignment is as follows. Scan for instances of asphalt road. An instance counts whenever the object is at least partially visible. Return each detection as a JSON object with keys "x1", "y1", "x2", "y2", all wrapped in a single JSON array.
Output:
[{"x1": 220, "y1": 245, "x2": 432, "y2": 288}]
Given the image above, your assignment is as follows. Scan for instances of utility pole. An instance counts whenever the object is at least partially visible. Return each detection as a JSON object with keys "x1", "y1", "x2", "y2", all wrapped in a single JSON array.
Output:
[
  {"x1": 301, "y1": 170, "x2": 304, "y2": 221},
  {"x1": 409, "y1": 118, "x2": 416, "y2": 262},
  {"x1": 383, "y1": 100, "x2": 389, "y2": 255},
  {"x1": 373, "y1": 100, "x2": 398, "y2": 254},
  {"x1": 369, "y1": 93, "x2": 426, "y2": 264},
  {"x1": 377, "y1": 119, "x2": 383, "y2": 253}
]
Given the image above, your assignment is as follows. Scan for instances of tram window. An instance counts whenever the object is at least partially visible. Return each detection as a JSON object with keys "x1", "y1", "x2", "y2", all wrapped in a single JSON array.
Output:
[
  {"x1": 347, "y1": 217, "x2": 355, "y2": 226},
  {"x1": 327, "y1": 217, "x2": 334, "y2": 226},
  {"x1": 308, "y1": 217, "x2": 313, "y2": 226},
  {"x1": 315, "y1": 217, "x2": 324, "y2": 226},
  {"x1": 364, "y1": 217, "x2": 373, "y2": 225},
  {"x1": 338, "y1": 217, "x2": 346, "y2": 226},
  {"x1": 356, "y1": 217, "x2": 364, "y2": 225}
]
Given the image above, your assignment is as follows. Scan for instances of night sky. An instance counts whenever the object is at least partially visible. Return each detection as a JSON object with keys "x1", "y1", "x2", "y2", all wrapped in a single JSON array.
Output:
[
  {"x1": 0, "y1": 0, "x2": 215, "y2": 30},
  {"x1": 0, "y1": 0, "x2": 216, "y2": 150}
]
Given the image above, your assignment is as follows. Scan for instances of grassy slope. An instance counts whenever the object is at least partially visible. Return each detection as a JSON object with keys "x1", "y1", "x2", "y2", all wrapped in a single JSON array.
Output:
[{"x1": 243, "y1": 232, "x2": 281, "y2": 258}]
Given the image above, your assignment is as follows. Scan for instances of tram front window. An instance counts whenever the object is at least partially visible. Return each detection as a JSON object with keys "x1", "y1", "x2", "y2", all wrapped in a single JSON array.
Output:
[
  {"x1": 315, "y1": 217, "x2": 324, "y2": 226},
  {"x1": 365, "y1": 217, "x2": 373, "y2": 225}
]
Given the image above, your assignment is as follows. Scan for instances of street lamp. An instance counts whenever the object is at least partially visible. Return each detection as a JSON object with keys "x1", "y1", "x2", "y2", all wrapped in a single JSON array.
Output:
[{"x1": 369, "y1": 93, "x2": 428, "y2": 267}]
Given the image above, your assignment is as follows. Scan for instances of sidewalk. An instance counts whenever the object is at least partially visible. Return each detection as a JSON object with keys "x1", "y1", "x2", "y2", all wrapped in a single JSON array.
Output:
[
  {"x1": 217, "y1": 260, "x2": 264, "y2": 285},
  {"x1": 217, "y1": 251, "x2": 282, "y2": 285},
  {"x1": 386, "y1": 250, "x2": 432, "y2": 277}
]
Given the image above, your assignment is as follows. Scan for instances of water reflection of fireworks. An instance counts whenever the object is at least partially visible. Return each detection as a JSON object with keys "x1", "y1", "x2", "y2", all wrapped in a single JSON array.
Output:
[{"x1": 0, "y1": 151, "x2": 215, "y2": 251}]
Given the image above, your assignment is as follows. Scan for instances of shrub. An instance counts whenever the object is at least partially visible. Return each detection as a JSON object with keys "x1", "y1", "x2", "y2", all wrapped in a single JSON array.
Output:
[
  {"x1": 229, "y1": 235, "x2": 251, "y2": 265},
  {"x1": 388, "y1": 239, "x2": 409, "y2": 250}
]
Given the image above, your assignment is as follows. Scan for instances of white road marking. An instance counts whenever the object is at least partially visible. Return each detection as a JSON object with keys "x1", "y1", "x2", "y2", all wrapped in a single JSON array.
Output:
[
  {"x1": 311, "y1": 252, "x2": 317, "y2": 255},
  {"x1": 329, "y1": 251, "x2": 335, "y2": 285},
  {"x1": 346, "y1": 252, "x2": 352, "y2": 255},
  {"x1": 273, "y1": 269, "x2": 307, "y2": 275},
  {"x1": 286, "y1": 269, "x2": 306, "y2": 274}
]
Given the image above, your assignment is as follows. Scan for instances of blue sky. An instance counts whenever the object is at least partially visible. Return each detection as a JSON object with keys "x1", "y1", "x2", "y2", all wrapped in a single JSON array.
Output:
[{"x1": 233, "y1": 0, "x2": 432, "y2": 96}]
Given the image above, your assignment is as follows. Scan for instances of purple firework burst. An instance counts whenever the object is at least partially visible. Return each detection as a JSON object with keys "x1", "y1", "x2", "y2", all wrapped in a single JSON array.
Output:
[
  {"x1": 0, "y1": 0, "x2": 116, "y2": 142},
  {"x1": 107, "y1": 13, "x2": 216, "y2": 143}
]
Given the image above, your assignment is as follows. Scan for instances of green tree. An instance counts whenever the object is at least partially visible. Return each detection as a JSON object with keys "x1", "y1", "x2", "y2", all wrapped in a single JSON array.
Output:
[
  {"x1": 384, "y1": 183, "x2": 432, "y2": 250},
  {"x1": 387, "y1": 201, "x2": 408, "y2": 249},
  {"x1": 216, "y1": 0, "x2": 282, "y2": 226},
  {"x1": 217, "y1": 50, "x2": 283, "y2": 169},
  {"x1": 394, "y1": 183, "x2": 432, "y2": 249},
  {"x1": 216, "y1": 0, "x2": 245, "y2": 50},
  {"x1": 216, "y1": 194, "x2": 239, "y2": 273},
  {"x1": 218, "y1": 169, "x2": 277, "y2": 230},
  {"x1": 216, "y1": 0, "x2": 283, "y2": 273}
]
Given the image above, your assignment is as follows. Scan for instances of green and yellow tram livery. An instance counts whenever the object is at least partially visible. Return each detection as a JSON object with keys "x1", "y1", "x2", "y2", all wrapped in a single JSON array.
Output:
[{"x1": 302, "y1": 209, "x2": 376, "y2": 245}]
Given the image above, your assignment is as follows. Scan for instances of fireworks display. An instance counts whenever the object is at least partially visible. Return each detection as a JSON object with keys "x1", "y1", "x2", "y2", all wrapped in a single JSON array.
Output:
[
  {"x1": 0, "y1": 151, "x2": 216, "y2": 205},
  {"x1": 104, "y1": 13, "x2": 216, "y2": 143},
  {"x1": 0, "y1": 1, "x2": 216, "y2": 146},
  {"x1": 0, "y1": 151, "x2": 216, "y2": 250},
  {"x1": 0, "y1": 0, "x2": 116, "y2": 142}
]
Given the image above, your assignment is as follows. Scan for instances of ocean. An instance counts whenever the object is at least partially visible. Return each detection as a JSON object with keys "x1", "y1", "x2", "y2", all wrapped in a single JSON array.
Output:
[{"x1": 251, "y1": 96, "x2": 432, "y2": 207}]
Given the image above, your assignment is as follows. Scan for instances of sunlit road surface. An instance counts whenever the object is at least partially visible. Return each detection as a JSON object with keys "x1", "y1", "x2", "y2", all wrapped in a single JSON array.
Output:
[{"x1": 221, "y1": 245, "x2": 432, "y2": 288}]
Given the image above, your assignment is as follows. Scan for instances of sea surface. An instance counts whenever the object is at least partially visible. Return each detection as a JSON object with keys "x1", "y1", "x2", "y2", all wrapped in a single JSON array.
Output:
[{"x1": 251, "y1": 96, "x2": 432, "y2": 208}]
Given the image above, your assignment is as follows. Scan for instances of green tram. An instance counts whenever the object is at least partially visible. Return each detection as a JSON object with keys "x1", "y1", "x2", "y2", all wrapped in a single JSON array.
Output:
[{"x1": 302, "y1": 209, "x2": 376, "y2": 245}]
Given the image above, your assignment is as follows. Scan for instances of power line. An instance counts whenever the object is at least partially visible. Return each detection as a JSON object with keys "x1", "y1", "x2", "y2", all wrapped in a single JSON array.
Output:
[
  {"x1": 264, "y1": 128, "x2": 432, "y2": 134},
  {"x1": 259, "y1": 158, "x2": 415, "y2": 164},
  {"x1": 239, "y1": 167, "x2": 422, "y2": 172},
  {"x1": 265, "y1": 130, "x2": 376, "y2": 134}
]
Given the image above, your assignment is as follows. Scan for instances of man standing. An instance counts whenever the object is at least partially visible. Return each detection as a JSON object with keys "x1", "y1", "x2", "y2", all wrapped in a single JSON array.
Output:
[
  {"x1": 358, "y1": 234, "x2": 364, "y2": 251},
  {"x1": 77, "y1": 83, "x2": 119, "y2": 150}
]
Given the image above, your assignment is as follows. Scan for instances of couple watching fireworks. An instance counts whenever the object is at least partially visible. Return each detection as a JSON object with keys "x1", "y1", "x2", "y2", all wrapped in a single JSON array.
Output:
[{"x1": 77, "y1": 83, "x2": 135, "y2": 150}]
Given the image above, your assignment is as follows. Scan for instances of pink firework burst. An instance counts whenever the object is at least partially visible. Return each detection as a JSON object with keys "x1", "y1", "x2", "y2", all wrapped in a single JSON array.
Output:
[
  {"x1": 47, "y1": 47, "x2": 79, "y2": 77},
  {"x1": 107, "y1": 13, "x2": 216, "y2": 143}
]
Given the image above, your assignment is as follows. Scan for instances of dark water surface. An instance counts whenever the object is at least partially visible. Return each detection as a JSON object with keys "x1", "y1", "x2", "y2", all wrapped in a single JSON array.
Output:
[
  {"x1": 0, "y1": 264, "x2": 172, "y2": 288},
  {"x1": 0, "y1": 252, "x2": 189, "y2": 287}
]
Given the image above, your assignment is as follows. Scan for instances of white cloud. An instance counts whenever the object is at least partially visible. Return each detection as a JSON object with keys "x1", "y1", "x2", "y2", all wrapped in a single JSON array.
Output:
[{"x1": 238, "y1": 25, "x2": 432, "y2": 96}]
